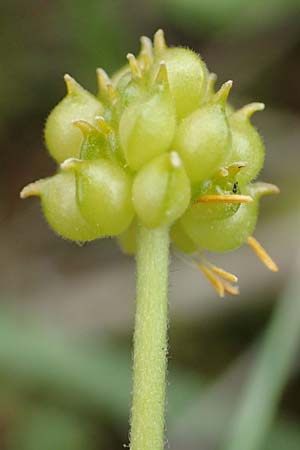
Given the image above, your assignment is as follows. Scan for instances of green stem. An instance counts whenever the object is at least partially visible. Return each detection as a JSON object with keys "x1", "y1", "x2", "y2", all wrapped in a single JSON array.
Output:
[{"x1": 130, "y1": 224, "x2": 170, "y2": 450}]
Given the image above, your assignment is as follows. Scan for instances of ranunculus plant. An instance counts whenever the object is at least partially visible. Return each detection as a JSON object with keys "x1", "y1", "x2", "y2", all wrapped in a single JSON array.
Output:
[{"x1": 21, "y1": 30, "x2": 279, "y2": 450}]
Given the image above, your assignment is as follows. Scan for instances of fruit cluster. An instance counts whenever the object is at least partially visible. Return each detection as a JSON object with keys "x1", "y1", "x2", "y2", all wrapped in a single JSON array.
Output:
[{"x1": 21, "y1": 30, "x2": 278, "y2": 291}]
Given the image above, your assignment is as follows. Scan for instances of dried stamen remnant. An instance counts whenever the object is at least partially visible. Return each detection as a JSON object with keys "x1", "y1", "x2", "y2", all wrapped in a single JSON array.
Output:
[
  {"x1": 195, "y1": 257, "x2": 240, "y2": 298},
  {"x1": 223, "y1": 281, "x2": 240, "y2": 296},
  {"x1": 247, "y1": 236, "x2": 278, "y2": 272},
  {"x1": 197, "y1": 263, "x2": 225, "y2": 298},
  {"x1": 194, "y1": 194, "x2": 253, "y2": 204},
  {"x1": 209, "y1": 264, "x2": 238, "y2": 283}
]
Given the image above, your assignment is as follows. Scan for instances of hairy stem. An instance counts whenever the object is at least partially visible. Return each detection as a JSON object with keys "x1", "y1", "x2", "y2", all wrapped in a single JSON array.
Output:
[{"x1": 130, "y1": 224, "x2": 170, "y2": 450}]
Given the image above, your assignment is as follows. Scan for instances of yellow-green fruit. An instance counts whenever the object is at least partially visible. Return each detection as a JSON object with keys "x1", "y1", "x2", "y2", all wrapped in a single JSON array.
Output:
[
  {"x1": 227, "y1": 108, "x2": 265, "y2": 184},
  {"x1": 132, "y1": 152, "x2": 191, "y2": 228},
  {"x1": 24, "y1": 172, "x2": 102, "y2": 242},
  {"x1": 181, "y1": 193, "x2": 258, "y2": 252},
  {"x1": 174, "y1": 101, "x2": 231, "y2": 183},
  {"x1": 171, "y1": 221, "x2": 197, "y2": 253},
  {"x1": 45, "y1": 75, "x2": 103, "y2": 163},
  {"x1": 119, "y1": 89, "x2": 176, "y2": 171},
  {"x1": 65, "y1": 159, "x2": 134, "y2": 236},
  {"x1": 153, "y1": 48, "x2": 207, "y2": 118}
]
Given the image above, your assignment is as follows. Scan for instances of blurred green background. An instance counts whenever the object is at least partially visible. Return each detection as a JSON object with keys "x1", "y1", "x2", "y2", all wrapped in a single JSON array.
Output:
[{"x1": 1, "y1": 1, "x2": 300, "y2": 449}]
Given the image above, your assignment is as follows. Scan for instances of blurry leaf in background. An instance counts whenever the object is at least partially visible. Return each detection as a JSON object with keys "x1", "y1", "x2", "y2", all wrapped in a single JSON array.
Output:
[
  {"x1": 0, "y1": 307, "x2": 203, "y2": 423},
  {"x1": 0, "y1": 0, "x2": 132, "y2": 123},
  {"x1": 0, "y1": 1, "x2": 67, "y2": 121},
  {"x1": 158, "y1": 0, "x2": 300, "y2": 34},
  {"x1": 8, "y1": 406, "x2": 95, "y2": 450},
  {"x1": 61, "y1": 0, "x2": 134, "y2": 87},
  {"x1": 0, "y1": 308, "x2": 130, "y2": 422}
]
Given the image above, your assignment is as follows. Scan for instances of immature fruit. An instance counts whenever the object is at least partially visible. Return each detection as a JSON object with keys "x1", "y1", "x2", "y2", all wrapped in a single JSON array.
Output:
[
  {"x1": 153, "y1": 47, "x2": 208, "y2": 118},
  {"x1": 181, "y1": 187, "x2": 258, "y2": 252},
  {"x1": 62, "y1": 158, "x2": 134, "y2": 236},
  {"x1": 20, "y1": 172, "x2": 102, "y2": 242},
  {"x1": 119, "y1": 87, "x2": 176, "y2": 171},
  {"x1": 45, "y1": 75, "x2": 103, "y2": 163},
  {"x1": 132, "y1": 152, "x2": 191, "y2": 228},
  {"x1": 227, "y1": 103, "x2": 265, "y2": 184},
  {"x1": 174, "y1": 82, "x2": 232, "y2": 183}
]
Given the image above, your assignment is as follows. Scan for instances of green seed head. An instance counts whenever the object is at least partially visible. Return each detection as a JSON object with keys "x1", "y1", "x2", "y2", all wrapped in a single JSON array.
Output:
[{"x1": 21, "y1": 29, "x2": 278, "y2": 282}]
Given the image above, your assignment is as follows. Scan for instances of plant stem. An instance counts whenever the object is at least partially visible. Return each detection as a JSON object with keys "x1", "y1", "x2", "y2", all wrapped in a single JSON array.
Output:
[{"x1": 130, "y1": 224, "x2": 170, "y2": 450}]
